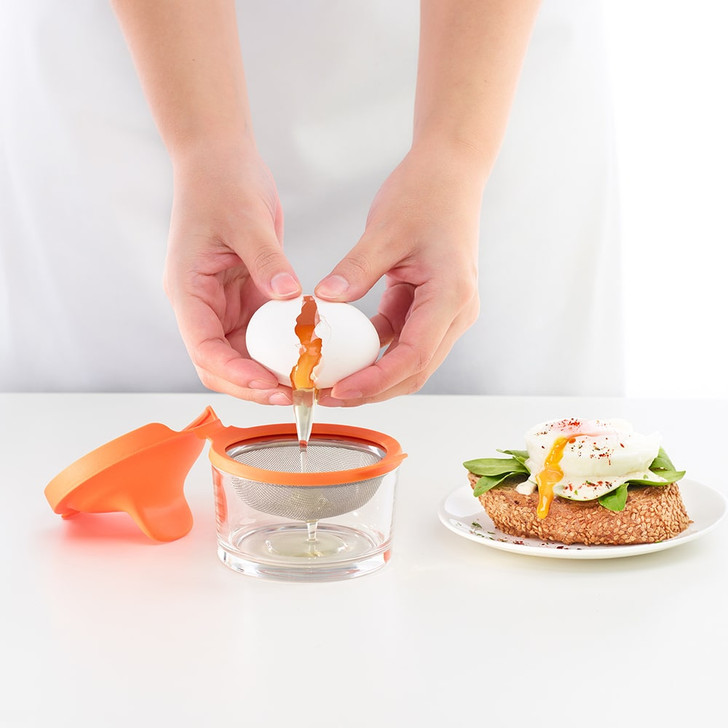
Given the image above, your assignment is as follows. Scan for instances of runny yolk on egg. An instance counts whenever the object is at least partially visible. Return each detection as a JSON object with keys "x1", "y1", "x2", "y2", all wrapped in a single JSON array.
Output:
[
  {"x1": 535, "y1": 436, "x2": 573, "y2": 519},
  {"x1": 290, "y1": 295, "x2": 322, "y2": 391}
]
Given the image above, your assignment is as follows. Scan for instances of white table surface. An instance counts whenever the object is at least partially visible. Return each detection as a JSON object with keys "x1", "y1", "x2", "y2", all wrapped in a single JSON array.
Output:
[{"x1": 2, "y1": 393, "x2": 727, "y2": 727}]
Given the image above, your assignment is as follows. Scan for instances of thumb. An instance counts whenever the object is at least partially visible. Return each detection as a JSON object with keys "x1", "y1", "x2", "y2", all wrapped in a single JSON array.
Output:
[
  {"x1": 315, "y1": 233, "x2": 395, "y2": 302},
  {"x1": 235, "y1": 226, "x2": 301, "y2": 299}
]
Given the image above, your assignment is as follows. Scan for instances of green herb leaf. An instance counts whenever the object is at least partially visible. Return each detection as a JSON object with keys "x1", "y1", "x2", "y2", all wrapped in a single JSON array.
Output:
[
  {"x1": 463, "y1": 457, "x2": 528, "y2": 478},
  {"x1": 650, "y1": 447, "x2": 676, "y2": 472},
  {"x1": 497, "y1": 449, "x2": 530, "y2": 468},
  {"x1": 465, "y1": 454, "x2": 529, "y2": 498},
  {"x1": 626, "y1": 469, "x2": 686, "y2": 486},
  {"x1": 599, "y1": 482, "x2": 629, "y2": 511},
  {"x1": 647, "y1": 447, "x2": 685, "y2": 484},
  {"x1": 610, "y1": 447, "x2": 685, "y2": 498},
  {"x1": 473, "y1": 472, "x2": 523, "y2": 497}
]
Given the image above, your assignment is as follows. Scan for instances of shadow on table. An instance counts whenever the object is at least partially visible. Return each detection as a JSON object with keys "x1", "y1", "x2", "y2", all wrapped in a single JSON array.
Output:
[{"x1": 51, "y1": 512, "x2": 158, "y2": 546}]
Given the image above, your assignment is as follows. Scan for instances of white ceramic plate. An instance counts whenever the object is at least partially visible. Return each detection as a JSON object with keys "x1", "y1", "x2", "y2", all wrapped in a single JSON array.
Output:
[{"x1": 438, "y1": 479, "x2": 727, "y2": 559}]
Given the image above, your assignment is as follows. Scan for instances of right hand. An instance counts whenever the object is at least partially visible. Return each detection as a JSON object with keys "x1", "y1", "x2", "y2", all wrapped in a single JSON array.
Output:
[{"x1": 163, "y1": 140, "x2": 301, "y2": 404}]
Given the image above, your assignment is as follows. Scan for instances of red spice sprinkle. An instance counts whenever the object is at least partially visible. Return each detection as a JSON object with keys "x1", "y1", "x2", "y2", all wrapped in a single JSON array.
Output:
[{"x1": 549, "y1": 418, "x2": 583, "y2": 432}]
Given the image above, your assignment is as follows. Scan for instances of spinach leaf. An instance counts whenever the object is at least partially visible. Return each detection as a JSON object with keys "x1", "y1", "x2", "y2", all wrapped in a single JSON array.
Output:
[
  {"x1": 612, "y1": 447, "x2": 684, "y2": 496},
  {"x1": 647, "y1": 448, "x2": 685, "y2": 483},
  {"x1": 626, "y1": 469, "x2": 686, "y2": 487},
  {"x1": 599, "y1": 447, "x2": 685, "y2": 510},
  {"x1": 599, "y1": 482, "x2": 629, "y2": 511},
  {"x1": 463, "y1": 457, "x2": 528, "y2": 478},
  {"x1": 650, "y1": 447, "x2": 676, "y2": 472},
  {"x1": 464, "y1": 454, "x2": 529, "y2": 498},
  {"x1": 473, "y1": 472, "x2": 524, "y2": 497},
  {"x1": 497, "y1": 449, "x2": 529, "y2": 467}
]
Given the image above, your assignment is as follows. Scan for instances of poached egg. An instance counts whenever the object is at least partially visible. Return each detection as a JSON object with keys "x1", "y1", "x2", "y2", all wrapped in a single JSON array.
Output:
[{"x1": 517, "y1": 418, "x2": 662, "y2": 518}]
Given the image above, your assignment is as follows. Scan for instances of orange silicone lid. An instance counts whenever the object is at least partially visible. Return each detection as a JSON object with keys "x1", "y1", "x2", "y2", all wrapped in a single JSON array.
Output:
[{"x1": 44, "y1": 416, "x2": 212, "y2": 542}]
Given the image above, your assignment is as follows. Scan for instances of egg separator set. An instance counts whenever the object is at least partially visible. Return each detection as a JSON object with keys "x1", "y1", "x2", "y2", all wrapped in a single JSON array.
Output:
[{"x1": 44, "y1": 406, "x2": 406, "y2": 581}]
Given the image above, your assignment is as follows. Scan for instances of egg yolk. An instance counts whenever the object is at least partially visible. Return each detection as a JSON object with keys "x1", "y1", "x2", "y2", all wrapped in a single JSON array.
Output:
[
  {"x1": 535, "y1": 436, "x2": 573, "y2": 519},
  {"x1": 290, "y1": 295, "x2": 322, "y2": 391}
]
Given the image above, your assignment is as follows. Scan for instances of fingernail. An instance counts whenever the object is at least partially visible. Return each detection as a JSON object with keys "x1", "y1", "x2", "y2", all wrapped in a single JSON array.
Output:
[
  {"x1": 315, "y1": 275, "x2": 349, "y2": 299},
  {"x1": 271, "y1": 273, "x2": 300, "y2": 297},
  {"x1": 269, "y1": 392, "x2": 291, "y2": 406},
  {"x1": 249, "y1": 379, "x2": 277, "y2": 390}
]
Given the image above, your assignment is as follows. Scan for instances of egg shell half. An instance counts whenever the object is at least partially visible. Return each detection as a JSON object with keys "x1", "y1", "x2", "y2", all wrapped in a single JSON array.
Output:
[{"x1": 245, "y1": 296, "x2": 381, "y2": 389}]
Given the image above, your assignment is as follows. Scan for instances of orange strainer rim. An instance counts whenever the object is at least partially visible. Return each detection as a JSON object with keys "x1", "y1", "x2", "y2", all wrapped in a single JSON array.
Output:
[{"x1": 206, "y1": 423, "x2": 406, "y2": 486}]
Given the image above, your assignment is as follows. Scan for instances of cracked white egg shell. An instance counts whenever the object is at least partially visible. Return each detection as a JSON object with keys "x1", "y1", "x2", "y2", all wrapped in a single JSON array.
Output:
[{"x1": 245, "y1": 296, "x2": 381, "y2": 389}]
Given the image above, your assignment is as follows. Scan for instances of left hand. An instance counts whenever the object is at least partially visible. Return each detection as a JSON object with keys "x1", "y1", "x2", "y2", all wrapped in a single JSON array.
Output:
[
  {"x1": 163, "y1": 140, "x2": 301, "y2": 404},
  {"x1": 314, "y1": 142, "x2": 486, "y2": 405}
]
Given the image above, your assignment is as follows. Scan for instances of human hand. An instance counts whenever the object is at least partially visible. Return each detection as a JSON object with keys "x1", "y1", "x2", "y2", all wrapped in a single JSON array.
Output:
[
  {"x1": 164, "y1": 141, "x2": 301, "y2": 404},
  {"x1": 314, "y1": 144, "x2": 485, "y2": 405}
]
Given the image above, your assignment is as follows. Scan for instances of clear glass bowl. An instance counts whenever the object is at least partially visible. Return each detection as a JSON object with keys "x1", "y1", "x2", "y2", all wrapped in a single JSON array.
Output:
[{"x1": 212, "y1": 434, "x2": 401, "y2": 581}]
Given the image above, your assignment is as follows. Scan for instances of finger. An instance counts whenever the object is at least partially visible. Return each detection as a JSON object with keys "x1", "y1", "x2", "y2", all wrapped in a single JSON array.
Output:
[
  {"x1": 194, "y1": 364, "x2": 292, "y2": 406},
  {"x1": 319, "y1": 301, "x2": 475, "y2": 406},
  {"x1": 369, "y1": 282, "x2": 415, "y2": 347},
  {"x1": 194, "y1": 336, "x2": 280, "y2": 389},
  {"x1": 171, "y1": 286, "x2": 280, "y2": 390},
  {"x1": 232, "y1": 223, "x2": 301, "y2": 299},
  {"x1": 330, "y1": 283, "x2": 460, "y2": 399},
  {"x1": 320, "y1": 340, "x2": 447, "y2": 406},
  {"x1": 328, "y1": 285, "x2": 478, "y2": 402},
  {"x1": 314, "y1": 231, "x2": 400, "y2": 302}
]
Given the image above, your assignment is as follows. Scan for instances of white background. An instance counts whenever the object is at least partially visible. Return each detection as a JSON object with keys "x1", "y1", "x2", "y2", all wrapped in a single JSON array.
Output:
[{"x1": 602, "y1": 1, "x2": 728, "y2": 397}]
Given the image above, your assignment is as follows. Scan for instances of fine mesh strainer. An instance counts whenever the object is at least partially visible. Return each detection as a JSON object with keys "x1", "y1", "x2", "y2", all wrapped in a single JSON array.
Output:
[{"x1": 226, "y1": 438, "x2": 386, "y2": 521}]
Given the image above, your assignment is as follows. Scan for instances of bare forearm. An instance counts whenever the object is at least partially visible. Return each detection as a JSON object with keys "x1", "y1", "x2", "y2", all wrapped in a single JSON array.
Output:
[
  {"x1": 111, "y1": 0, "x2": 252, "y2": 160},
  {"x1": 414, "y1": 0, "x2": 541, "y2": 175}
]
